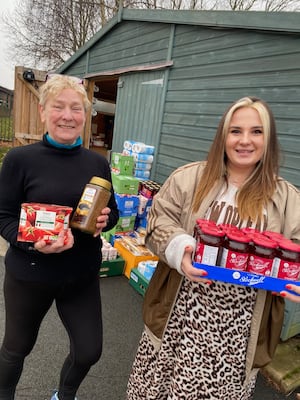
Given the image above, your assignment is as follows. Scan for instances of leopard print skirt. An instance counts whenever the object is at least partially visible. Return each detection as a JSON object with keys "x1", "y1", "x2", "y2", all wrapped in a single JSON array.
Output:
[{"x1": 127, "y1": 278, "x2": 258, "y2": 400}]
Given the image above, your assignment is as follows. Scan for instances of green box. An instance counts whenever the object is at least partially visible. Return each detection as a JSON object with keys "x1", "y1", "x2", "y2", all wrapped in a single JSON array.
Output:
[
  {"x1": 129, "y1": 268, "x2": 149, "y2": 296},
  {"x1": 111, "y1": 152, "x2": 134, "y2": 176},
  {"x1": 99, "y1": 257, "x2": 125, "y2": 277},
  {"x1": 112, "y1": 173, "x2": 139, "y2": 195}
]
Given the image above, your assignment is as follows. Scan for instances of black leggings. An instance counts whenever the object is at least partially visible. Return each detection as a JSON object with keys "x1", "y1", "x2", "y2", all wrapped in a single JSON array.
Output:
[{"x1": 0, "y1": 271, "x2": 103, "y2": 400}]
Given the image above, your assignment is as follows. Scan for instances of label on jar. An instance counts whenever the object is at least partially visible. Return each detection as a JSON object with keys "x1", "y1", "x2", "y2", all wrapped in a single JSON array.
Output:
[
  {"x1": 247, "y1": 255, "x2": 273, "y2": 276},
  {"x1": 194, "y1": 242, "x2": 219, "y2": 266},
  {"x1": 81, "y1": 187, "x2": 97, "y2": 205},
  {"x1": 73, "y1": 187, "x2": 97, "y2": 222},
  {"x1": 271, "y1": 257, "x2": 300, "y2": 280},
  {"x1": 220, "y1": 248, "x2": 248, "y2": 271}
]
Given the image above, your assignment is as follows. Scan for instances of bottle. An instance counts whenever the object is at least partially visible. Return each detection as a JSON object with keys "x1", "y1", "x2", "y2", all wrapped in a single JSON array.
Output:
[{"x1": 70, "y1": 177, "x2": 111, "y2": 234}]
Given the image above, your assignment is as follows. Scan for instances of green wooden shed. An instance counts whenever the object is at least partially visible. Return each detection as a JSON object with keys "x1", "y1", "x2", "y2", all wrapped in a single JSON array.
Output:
[{"x1": 57, "y1": 8, "x2": 300, "y2": 187}]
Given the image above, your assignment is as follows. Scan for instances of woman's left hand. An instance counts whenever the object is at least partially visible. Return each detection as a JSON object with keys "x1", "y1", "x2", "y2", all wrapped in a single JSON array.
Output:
[
  {"x1": 280, "y1": 283, "x2": 300, "y2": 302},
  {"x1": 34, "y1": 228, "x2": 74, "y2": 254},
  {"x1": 93, "y1": 207, "x2": 111, "y2": 237}
]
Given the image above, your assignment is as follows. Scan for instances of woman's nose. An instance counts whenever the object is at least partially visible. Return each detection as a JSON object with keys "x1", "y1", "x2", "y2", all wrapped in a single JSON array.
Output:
[
  {"x1": 240, "y1": 132, "x2": 251, "y2": 143},
  {"x1": 62, "y1": 107, "x2": 73, "y2": 119}
]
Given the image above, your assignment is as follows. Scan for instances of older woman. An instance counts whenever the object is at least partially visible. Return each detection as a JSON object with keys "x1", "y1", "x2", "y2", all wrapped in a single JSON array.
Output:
[{"x1": 0, "y1": 74, "x2": 119, "y2": 400}]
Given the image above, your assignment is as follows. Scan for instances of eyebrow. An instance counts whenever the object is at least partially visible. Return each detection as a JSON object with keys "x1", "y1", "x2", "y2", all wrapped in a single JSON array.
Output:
[{"x1": 229, "y1": 125, "x2": 263, "y2": 129}]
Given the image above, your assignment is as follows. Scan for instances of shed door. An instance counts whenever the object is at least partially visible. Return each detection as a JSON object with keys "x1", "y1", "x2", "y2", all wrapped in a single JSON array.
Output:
[{"x1": 112, "y1": 70, "x2": 165, "y2": 153}]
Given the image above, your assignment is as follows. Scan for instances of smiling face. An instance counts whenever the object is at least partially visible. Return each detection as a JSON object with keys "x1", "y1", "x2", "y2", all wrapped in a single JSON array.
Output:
[
  {"x1": 225, "y1": 106, "x2": 265, "y2": 177},
  {"x1": 39, "y1": 88, "x2": 86, "y2": 145}
]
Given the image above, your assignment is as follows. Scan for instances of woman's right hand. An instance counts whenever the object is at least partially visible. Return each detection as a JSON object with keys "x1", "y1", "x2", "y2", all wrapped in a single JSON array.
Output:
[
  {"x1": 280, "y1": 284, "x2": 300, "y2": 302},
  {"x1": 181, "y1": 245, "x2": 212, "y2": 284}
]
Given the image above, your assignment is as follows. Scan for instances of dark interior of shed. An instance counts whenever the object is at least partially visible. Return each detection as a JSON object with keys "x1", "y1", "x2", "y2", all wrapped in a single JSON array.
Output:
[{"x1": 90, "y1": 78, "x2": 118, "y2": 157}]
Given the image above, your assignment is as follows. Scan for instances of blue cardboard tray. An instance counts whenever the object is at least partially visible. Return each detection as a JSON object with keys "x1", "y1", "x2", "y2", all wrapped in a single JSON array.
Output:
[{"x1": 193, "y1": 263, "x2": 300, "y2": 295}]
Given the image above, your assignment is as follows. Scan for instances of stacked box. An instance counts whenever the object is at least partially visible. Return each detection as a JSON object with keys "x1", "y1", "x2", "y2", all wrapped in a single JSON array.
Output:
[
  {"x1": 111, "y1": 153, "x2": 134, "y2": 176},
  {"x1": 114, "y1": 238, "x2": 159, "y2": 278},
  {"x1": 112, "y1": 174, "x2": 139, "y2": 195},
  {"x1": 115, "y1": 193, "x2": 139, "y2": 217},
  {"x1": 129, "y1": 268, "x2": 149, "y2": 296},
  {"x1": 108, "y1": 216, "x2": 136, "y2": 236},
  {"x1": 99, "y1": 257, "x2": 125, "y2": 277}
]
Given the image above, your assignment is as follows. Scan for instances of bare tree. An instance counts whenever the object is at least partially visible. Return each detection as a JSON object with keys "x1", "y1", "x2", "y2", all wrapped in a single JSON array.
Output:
[
  {"x1": 2, "y1": 0, "x2": 103, "y2": 71},
  {"x1": 1, "y1": 0, "x2": 299, "y2": 72}
]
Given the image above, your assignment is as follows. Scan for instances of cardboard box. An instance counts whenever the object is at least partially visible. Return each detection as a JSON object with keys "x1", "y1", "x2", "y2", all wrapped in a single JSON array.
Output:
[
  {"x1": 18, "y1": 203, "x2": 72, "y2": 243},
  {"x1": 129, "y1": 268, "x2": 149, "y2": 296},
  {"x1": 194, "y1": 263, "x2": 300, "y2": 293},
  {"x1": 108, "y1": 216, "x2": 136, "y2": 236},
  {"x1": 115, "y1": 193, "x2": 139, "y2": 217},
  {"x1": 111, "y1": 153, "x2": 134, "y2": 176},
  {"x1": 112, "y1": 174, "x2": 140, "y2": 195},
  {"x1": 99, "y1": 257, "x2": 125, "y2": 277},
  {"x1": 114, "y1": 239, "x2": 159, "y2": 278}
]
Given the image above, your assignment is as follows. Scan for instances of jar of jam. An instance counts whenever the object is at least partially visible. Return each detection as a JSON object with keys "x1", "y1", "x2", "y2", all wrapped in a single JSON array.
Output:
[
  {"x1": 247, "y1": 234, "x2": 277, "y2": 276},
  {"x1": 70, "y1": 176, "x2": 111, "y2": 234},
  {"x1": 194, "y1": 223, "x2": 224, "y2": 266},
  {"x1": 272, "y1": 239, "x2": 300, "y2": 280},
  {"x1": 219, "y1": 231, "x2": 250, "y2": 271}
]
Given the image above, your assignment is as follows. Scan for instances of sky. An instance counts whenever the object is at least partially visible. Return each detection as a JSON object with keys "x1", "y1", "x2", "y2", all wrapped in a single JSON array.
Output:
[{"x1": 0, "y1": 0, "x2": 18, "y2": 90}]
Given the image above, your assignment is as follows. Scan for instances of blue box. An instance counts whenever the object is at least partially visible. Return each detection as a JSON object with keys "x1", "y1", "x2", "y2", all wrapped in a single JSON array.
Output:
[
  {"x1": 193, "y1": 263, "x2": 300, "y2": 294},
  {"x1": 115, "y1": 193, "x2": 139, "y2": 217}
]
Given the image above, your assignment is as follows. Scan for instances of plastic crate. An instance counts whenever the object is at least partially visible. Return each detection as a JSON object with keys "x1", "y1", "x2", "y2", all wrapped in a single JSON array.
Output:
[
  {"x1": 129, "y1": 268, "x2": 149, "y2": 296},
  {"x1": 99, "y1": 257, "x2": 125, "y2": 277}
]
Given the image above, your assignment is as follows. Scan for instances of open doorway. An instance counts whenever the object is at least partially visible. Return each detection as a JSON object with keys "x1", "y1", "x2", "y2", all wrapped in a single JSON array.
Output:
[{"x1": 89, "y1": 77, "x2": 118, "y2": 159}]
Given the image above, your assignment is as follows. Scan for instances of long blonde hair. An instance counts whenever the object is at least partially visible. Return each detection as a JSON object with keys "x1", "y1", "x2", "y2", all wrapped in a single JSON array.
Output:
[{"x1": 192, "y1": 97, "x2": 280, "y2": 220}]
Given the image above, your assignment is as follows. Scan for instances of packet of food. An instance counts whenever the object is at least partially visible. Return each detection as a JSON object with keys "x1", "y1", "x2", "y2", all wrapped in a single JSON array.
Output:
[{"x1": 17, "y1": 203, "x2": 73, "y2": 243}]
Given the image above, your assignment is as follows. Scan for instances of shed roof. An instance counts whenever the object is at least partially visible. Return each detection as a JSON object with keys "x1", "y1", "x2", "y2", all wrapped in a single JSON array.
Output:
[{"x1": 57, "y1": 8, "x2": 300, "y2": 74}]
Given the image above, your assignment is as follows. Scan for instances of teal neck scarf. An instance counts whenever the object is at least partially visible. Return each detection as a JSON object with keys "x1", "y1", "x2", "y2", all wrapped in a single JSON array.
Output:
[{"x1": 46, "y1": 133, "x2": 82, "y2": 149}]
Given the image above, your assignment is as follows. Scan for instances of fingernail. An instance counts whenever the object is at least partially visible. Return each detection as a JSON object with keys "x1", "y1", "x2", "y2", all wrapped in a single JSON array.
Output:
[
  {"x1": 201, "y1": 271, "x2": 208, "y2": 276},
  {"x1": 286, "y1": 284, "x2": 292, "y2": 290},
  {"x1": 205, "y1": 280, "x2": 212, "y2": 285},
  {"x1": 271, "y1": 292, "x2": 278, "y2": 296},
  {"x1": 280, "y1": 292, "x2": 287, "y2": 297}
]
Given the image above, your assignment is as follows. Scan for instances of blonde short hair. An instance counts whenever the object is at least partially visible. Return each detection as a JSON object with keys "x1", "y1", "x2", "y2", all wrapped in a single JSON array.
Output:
[{"x1": 39, "y1": 74, "x2": 91, "y2": 112}]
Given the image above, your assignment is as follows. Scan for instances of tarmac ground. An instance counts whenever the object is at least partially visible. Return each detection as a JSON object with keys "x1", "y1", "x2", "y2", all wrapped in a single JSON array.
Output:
[{"x1": 0, "y1": 236, "x2": 300, "y2": 399}]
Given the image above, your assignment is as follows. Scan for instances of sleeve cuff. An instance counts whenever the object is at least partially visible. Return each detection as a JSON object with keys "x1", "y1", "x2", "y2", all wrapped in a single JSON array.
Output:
[{"x1": 165, "y1": 234, "x2": 196, "y2": 275}]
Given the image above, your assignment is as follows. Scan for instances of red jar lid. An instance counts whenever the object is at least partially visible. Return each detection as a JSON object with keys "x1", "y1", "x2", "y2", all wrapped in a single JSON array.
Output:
[
  {"x1": 252, "y1": 234, "x2": 277, "y2": 249},
  {"x1": 218, "y1": 223, "x2": 239, "y2": 233},
  {"x1": 227, "y1": 231, "x2": 250, "y2": 243},
  {"x1": 201, "y1": 224, "x2": 225, "y2": 237},
  {"x1": 278, "y1": 239, "x2": 300, "y2": 253},
  {"x1": 262, "y1": 231, "x2": 285, "y2": 241},
  {"x1": 196, "y1": 219, "x2": 216, "y2": 228}
]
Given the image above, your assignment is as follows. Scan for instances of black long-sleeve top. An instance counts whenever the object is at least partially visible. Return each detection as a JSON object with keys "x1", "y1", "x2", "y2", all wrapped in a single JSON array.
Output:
[{"x1": 0, "y1": 134, "x2": 119, "y2": 283}]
